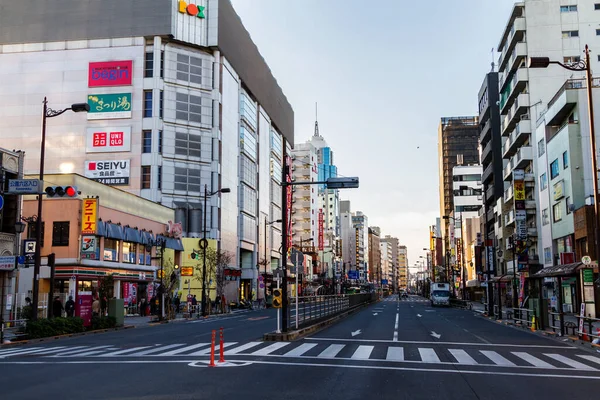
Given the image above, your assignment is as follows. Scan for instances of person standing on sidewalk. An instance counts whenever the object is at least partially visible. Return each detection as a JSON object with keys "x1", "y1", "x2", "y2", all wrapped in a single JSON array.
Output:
[
  {"x1": 52, "y1": 297, "x2": 63, "y2": 318},
  {"x1": 65, "y1": 296, "x2": 75, "y2": 317}
]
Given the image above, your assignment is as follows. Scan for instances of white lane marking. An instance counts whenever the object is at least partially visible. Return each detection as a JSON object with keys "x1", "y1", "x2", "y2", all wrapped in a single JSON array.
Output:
[
  {"x1": 418, "y1": 348, "x2": 440, "y2": 363},
  {"x1": 283, "y1": 343, "x2": 317, "y2": 357},
  {"x1": 36, "y1": 347, "x2": 89, "y2": 356},
  {"x1": 305, "y1": 337, "x2": 575, "y2": 348},
  {"x1": 225, "y1": 342, "x2": 263, "y2": 355},
  {"x1": 189, "y1": 342, "x2": 237, "y2": 355},
  {"x1": 101, "y1": 346, "x2": 153, "y2": 356},
  {"x1": 578, "y1": 355, "x2": 600, "y2": 365},
  {"x1": 128, "y1": 344, "x2": 186, "y2": 356},
  {"x1": 480, "y1": 350, "x2": 516, "y2": 366},
  {"x1": 63, "y1": 349, "x2": 118, "y2": 357},
  {"x1": 351, "y1": 329, "x2": 361, "y2": 337},
  {"x1": 318, "y1": 344, "x2": 345, "y2": 358},
  {"x1": 449, "y1": 349, "x2": 477, "y2": 365},
  {"x1": 351, "y1": 345, "x2": 374, "y2": 360},
  {"x1": 0, "y1": 348, "x2": 42, "y2": 356},
  {"x1": 49, "y1": 346, "x2": 111, "y2": 357},
  {"x1": 511, "y1": 352, "x2": 555, "y2": 368},
  {"x1": 544, "y1": 354, "x2": 597, "y2": 370},
  {"x1": 156, "y1": 343, "x2": 209, "y2": 356},
  {"x1": 393, "y1": 313, "x2": 399, "y2": 342},
  {"x1": 386, "y1": 347, "x2": 404, "y2": 361},
  {"x1": 251, "y1": 342, "x2": 291, "y2": 356},
  {"x1": 0, "y1": 348, "x2": 48, "y2": 357}
]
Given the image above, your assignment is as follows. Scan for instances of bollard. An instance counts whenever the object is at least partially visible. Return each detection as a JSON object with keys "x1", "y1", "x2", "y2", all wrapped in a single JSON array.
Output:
[
  {"x1": 219, "y1": 327, "x2": 225, "y2": 363},
  {"x1": 209, "y1": 330, "x2": 216, "y2": 367}
]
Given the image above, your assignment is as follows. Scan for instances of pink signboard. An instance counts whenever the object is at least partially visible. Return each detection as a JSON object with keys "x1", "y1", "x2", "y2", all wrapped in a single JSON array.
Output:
[
  {"x1": 122, "y1": 282, "x2": 130, "y2": 306},
  {"x1": 318, "y1": 209, "x2": 324, "y2": 251},
  {"x1": 88, "y1": 60, "x2": 133, "y2": 87},
  {"x1": 76, "y1": 293, "x2": 93, "y2": 327}
]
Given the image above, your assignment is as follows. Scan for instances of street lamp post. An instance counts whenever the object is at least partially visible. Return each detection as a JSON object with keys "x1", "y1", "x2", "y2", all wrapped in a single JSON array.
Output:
[
  {"x1": 201, "y1": 184, "x2": 230, "y2": 317},
  {"x1": 31, "y1": 98, "x2": 89, "y2": 321},
  {"x1": 529, "y1": 46, "x2": 600, "y2": 266}
]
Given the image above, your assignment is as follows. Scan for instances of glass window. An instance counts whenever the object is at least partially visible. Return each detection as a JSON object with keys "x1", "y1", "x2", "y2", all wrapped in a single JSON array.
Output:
[
  {"x1": 544, "y1": 247, "x2": 553, "y2": 264},
  {"x1": 553, "y1": 203, "x2": 562, "y2": 222},
  {"x1": 104, "y1": 238, "x2": 120, "y2": 262},
  {"x1": 560, "y1": 5, "x2": 577, "y2": 12},
  {"x1": 160, "y1": 51, "x2": 165, "y2": 78},
  {"x1": 52, "y1": 221, "x2": 70, "y2": 246},
  {"x1": 597, "y1": 4, "x2": 600, "y2": 10},
  {"x1": 176, "y1": 53, "x2": 203, "y2": 85},
  {"x1": 141, "y1": 166, "x2": 151, "y2": 189},
  {"x1": 144, "y1": 52, "x2": 153, "y2": 78},
  {"x1": 142, "y1": 130, "x2": 152, "y2": 153},
  {"x1": 562, "y1": 30, "x2": 579, "y2": 38},
  {"x1": 158, "y1": 131, "x2": 163, "y2": 154},
  {"x1": 563, "y1": 56, "x2": 581, "y2": 64},
  {"x1": 542, "y1": 208, "x2": 549, "y2": 226},
  {"x1": 174, "y1": 131, "x2": 202, "y2": 159},
  {"x1": 159, "y1": 91, "x2": 163, "y2": 119},
  {"x1": 563, "y1": 151, "x2": 569, "y2": 169},
  {"x1": 144, "y1": 90, "x2": 153, "y2": 118},
  {"x1": 597, "y1": 29, "x2": 600, "y2": 36},
  {"x1": 566, "y1": 196, "x2": 573, "y2": 214},
  {"x1": 550, "y1": 159, "x2": 559, "y2": 179},
  {"x1": 240, "y1": 92, "x2": 258, "y2": 130},
  {"x1": 157, "y1": 166, "x2": 162, "y2": 191},
  {"x1": 174, "y1": 167, "x2": 201, "y2": 193},
  {"x1": 537, "y1": 139, "x2": 545, "y2": 157},
  {"x1": 240, "y1": 126, "x2": 257, "y2": 160},
  {"x1": 540, "y1": 173, "x2": 548, "y2": 190},
  {"x1": 175, "y1": 92, "x2": 204, "y2": 124},
  {"x1": 28, "y1": 222, "x2": 45, "y2": 246},
  {"x1": 122, "y1": 242, "x2": 136, "y2": 263},
  {"x1": 241, "y1": 154, "x2": 257, "y2": 188}
]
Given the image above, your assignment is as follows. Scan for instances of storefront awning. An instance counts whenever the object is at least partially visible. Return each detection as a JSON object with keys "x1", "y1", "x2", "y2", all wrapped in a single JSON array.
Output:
[
  {"x1": 156, "y1": 235, "x2": 184, "y2": 251},
  {"x1": 96, "y1": 220, "x2": 106, "y2": 237},
  {"x1": 140, "y1": 230, "x2": 154, "y2": 245},
  {"x1": 489, "y1": 274, "x2": 515, "y2": 283},
  {"x1": 531, "y1": 262, "x2": 592, "y2": 278},
  {"x1": 105, "y1": 223, "x2": 124, "y2": 240},
  {"x1": 124, "y1": 226, "x2": 142, "y2": 243}
]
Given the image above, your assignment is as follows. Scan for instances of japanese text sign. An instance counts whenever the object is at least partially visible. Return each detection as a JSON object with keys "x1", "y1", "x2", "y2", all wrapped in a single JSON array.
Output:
[
  {"x1": 82, "y1": 199, "x2": 98, "y2": 235},
  {"x1": 88, "y1": 60, "x2": 133, "y2": 87},
  {"x1": 87, "y1": 93, "x2": 132, "y2": 120}
]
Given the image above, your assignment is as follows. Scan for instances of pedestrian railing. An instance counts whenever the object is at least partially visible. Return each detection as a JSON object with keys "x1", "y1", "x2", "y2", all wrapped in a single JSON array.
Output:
[
  {"x1": 548, "y1": 311, "x2": 563, "y2": 334},
  {"x1": 291, "y1": 293, "x2": 375, "y2": 330},
  {"x1": 576, "y1": 315, "x2": 600, "y2": 341},
  {"x1": 512, "y1": 307, "x2": 534, "y2": 327}
]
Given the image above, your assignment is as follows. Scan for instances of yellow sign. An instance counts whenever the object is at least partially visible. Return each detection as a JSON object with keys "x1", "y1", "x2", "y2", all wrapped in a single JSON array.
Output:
[
  {"x1": 81, "y1": 198, "x2": 98, "y2": 234},
  {"x1": 514, "y1": 181, "x2": 525, "y2": 201},
  {"x1": 181, "y1": 267, "x2": 194, "y2": 276}
]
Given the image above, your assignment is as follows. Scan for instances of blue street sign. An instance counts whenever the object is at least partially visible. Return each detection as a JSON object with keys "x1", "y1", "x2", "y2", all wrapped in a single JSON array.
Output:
[
  {"x1": 17, "y1": 256, "x2": 25, "y2": 265},
  {"x1": 348, "y1": 270, "x2": 359, "y2": 280},
  {"x1": 0, "y1": 194, "x2": 3, "y2": 211}
]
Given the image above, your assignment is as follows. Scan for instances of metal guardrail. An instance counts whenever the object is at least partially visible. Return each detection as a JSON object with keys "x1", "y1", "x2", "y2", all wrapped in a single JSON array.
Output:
[
  {"x1": 576, "y1": 315, "x2": 600, "y2": 341},
  {"x1": 512, "y1": 308, "x2": 534, "y2": 327},
  {"x1": 291, "y1": 293, "x2": 376, "y2": 329}
]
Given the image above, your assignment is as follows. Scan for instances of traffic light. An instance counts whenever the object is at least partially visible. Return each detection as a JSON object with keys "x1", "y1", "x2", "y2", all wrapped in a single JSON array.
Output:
[
  {"x1": 272, "y1": 288, "x2": 282, "y2": 308},
  {"x1": 45, "y1": 186, "x2": 78, "y2": 198}
]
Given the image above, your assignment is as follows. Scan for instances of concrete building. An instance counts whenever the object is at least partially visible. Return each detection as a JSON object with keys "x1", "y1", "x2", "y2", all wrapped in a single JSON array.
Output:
[
  {"x1": 290, "y1": 142, "x2": 318, "y2": 245},
  {"x1": 368, "y1": 227, "x2": 381, "y2": 286},
  {"x1": 352, "y1": 212, "x2": 369, "y2": 281},
  {"x1": 380, "y1": 241, "x2": 393, "y2": 289},
  {"x1": 339, "y1": 201, "x2": 354, "y2": 276},
  {"x1": 381, "y1": 235, "x2": 399, "y2": 293},
  {"x1": 0, "y1": 0, "x2": 294, "y2": 302},
  {"x1": 398, "y1": 245, "x2": 408, "y2": 290}
]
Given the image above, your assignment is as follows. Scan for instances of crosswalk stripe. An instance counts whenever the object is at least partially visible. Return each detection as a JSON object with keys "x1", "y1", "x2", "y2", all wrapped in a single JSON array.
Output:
[
  {"x1": 545, "y1": 354, "x2": 596, "y2": 370},
  {"x1": 36, "y1": 346, "x2": 88, "y2": 355},
  {"x1": 512, "y1": 352, "x2": 555, "y2": 368},
  {"x1": 225, "y1": 342, "x2": 263, "y2": 355},
  {"x1": 251, "y1": 342, "x2": 291, "y2": 356},
  {"x1": 0, "y1": 348, "x2": 44, "y2": 357},
  {"x1": 155, "y1": 343, "x2": 209, "y2": 356},
  {"x1": 283, "y1": 343, "x2": 317, "y2": 357},
  {"x1": 50, "y1": 346, "x2": 112, "y2": 357},
  {"x1": 128, "y1": 344, "x2": 186, "y2": 356},
  {"x1": 419, "y1": 348, "x2": 440, "y2": 363},
  {"x1": 386, "y1": 347, "x2": 404, "y2": 361},
  {"x1": 449, "y1": 349, "x2": 477, "y2": 365},
  {"x1": 577, "y1": 355, "x2": 600, "y2": 366},
  {"x1": 101, "y1": 346, "x2": 154, "y2": 356},
  {"x1": 63, "y1": 348, "x2": 118, "y2": 357},
  {"x1": 189, "y1": 342, "x2": 238, "y2": 355},
  {"x1": 480, "y1": 350, "x2": 516, "y2": 366},
  {"x1": 351, "y1": 345, "x2": 374, "y2": 360},
  {"x1": 318, "y1": 344, "x2": 345, "y2": 358}
]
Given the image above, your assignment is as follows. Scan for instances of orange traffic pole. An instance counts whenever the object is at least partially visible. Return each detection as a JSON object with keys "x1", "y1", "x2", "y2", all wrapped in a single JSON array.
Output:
[
  {"x1": 219, "y1": 327, "x2": 225, "y2": 363},
  {"x1": 209, "y1": 330, "x2": 216, "y2": 367}
]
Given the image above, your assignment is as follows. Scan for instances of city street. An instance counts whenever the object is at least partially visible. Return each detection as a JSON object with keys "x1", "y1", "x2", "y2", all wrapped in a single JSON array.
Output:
[{"x1": 0, "y1": 295, "x2": 599, "y2": 399}]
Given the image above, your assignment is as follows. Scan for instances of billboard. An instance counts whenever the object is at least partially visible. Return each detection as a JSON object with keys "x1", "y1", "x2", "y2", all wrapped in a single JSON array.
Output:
[
  {"x1": 87, "y1": 93, "x2": 132, "y2": 120},
  {"x1": 89, "y1": 60, "x2": 133, "y2": 87},
  {"x1": 86, "y1": 127, "x2": 131, "y2": 153},
  {"x1": 81, "y1": 236, "x2": 100, "y2": 260},
  {"x1": 82, "y1": 199, "x2": 98, "y2": 235},
  {"x1": 85, "y1": 160, "x2": 130, "y2": 186}
]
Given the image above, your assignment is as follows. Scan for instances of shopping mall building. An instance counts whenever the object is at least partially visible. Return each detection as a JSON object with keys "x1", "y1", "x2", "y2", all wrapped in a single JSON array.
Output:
[{"x1": 0, "y1": 0, "x2": 294, "y2": 301}]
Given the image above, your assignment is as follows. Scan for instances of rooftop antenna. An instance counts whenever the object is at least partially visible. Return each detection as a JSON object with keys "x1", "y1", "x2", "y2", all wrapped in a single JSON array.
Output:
[
  {"x1": 314, "y1": 102, "x2": 320, "y2": 137},
  {"x1": 491, "y1": 48, "x2": 495, "y2": 72}
]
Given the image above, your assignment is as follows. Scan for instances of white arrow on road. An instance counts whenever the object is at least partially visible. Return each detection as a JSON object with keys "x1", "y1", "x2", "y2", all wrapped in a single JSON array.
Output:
[
  {"x1": 373, "y1": 313, "x2": 378, "y2": 316},
  {"x1": 417, "y1": 314, "x2": 422, "y2": 317},
  {"x1": 430, "y1": 331, "x2": 441, "y2": 339},
  {"x1": 351, "y1": 329, "x2": 362, "y2": 337}
]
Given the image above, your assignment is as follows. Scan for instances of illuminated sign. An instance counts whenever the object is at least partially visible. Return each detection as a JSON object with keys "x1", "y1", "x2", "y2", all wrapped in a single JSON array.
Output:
[
  {"x1": 82, "y1": 199, "x2": 98, "y2": 235},
  {"x1": 178, "y1": 1, "x2": 206, "y2": 18},
  {"x1": 84, "y1": 160, "x2": 130, "y2": 186},
  {"x1": 88, "y1": 61, "x2": 132, "y2": 87},
  {"x1": 85, "y1": 127, "x2": 131, "y2": 153},
  {"x1": 87, "y1": 93, "x2": 132, "y2": 120}
]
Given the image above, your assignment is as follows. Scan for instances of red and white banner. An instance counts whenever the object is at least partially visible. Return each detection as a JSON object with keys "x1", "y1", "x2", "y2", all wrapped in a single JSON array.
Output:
[
  {"x1": 318, "y1": 209, "x2": 324, "y2": 251},
  {"x1": 286, "y1": 155, "x2": 293, "y2": 251}
]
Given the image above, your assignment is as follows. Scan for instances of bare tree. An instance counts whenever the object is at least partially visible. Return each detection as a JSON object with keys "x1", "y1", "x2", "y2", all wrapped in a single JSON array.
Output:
[{"x1": 194, "y1": 248, "x2": 234, "y2": 298}]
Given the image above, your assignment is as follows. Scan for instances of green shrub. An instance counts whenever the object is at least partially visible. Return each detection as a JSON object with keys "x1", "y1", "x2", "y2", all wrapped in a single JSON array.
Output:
[
  {"x1": 90, "y1": 316, "x2": 117, "y2": 330},
  {"x1": 24, "y1": 317, "x2": 85, "y2": 339}
]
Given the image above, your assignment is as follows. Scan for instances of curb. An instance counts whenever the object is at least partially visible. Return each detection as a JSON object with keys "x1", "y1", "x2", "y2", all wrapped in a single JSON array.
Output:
[
  {"x1": 263, "y1": 300, "x2": 379, "y2": 342},
  {"x1": 1, "y1": 325, "x2": 135, "y2": 347}
]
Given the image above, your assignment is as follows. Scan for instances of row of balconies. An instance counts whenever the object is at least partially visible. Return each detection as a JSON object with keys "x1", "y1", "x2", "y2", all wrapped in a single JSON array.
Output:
[{"x1": 503, "y1": 146, "x2": 534, "y2": 181}]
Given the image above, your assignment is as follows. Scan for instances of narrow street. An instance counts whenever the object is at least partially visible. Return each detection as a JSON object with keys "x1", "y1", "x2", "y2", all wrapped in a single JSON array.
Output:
[{"x1": 1, "y1": 296, "x2": 599, "y2": 399}]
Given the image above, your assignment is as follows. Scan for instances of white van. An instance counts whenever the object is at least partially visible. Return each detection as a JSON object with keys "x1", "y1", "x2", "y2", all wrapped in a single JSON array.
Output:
[{"x1": 430, "y1": 283, "x2": 451, "y2": 306}]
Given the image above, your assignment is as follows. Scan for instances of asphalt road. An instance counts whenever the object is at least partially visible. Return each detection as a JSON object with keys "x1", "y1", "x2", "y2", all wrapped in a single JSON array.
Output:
[{"x1": 1, "y1": 295, "x2": 599, "y2": 400}]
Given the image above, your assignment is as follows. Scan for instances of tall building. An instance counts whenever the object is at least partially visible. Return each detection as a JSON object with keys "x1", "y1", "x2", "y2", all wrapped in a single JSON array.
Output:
[
  {"x1": 352, "y1": 212, "x2": 369, "y2": 281},
  {"x1": 0, "y1": 0, "x2": 294, "y2": 302},
  {"x1": 381, "y1": 235, "x2": 399, "y2": 292},
  {"x1": 380, "y1": 241, "x2": 393, "y2": 289},
  {"x1": 339, "y1": 200, "x2": 354, "y2": 276},
  {"x1": 368, "y1": 227, "x2": 381, "y2": 286},
  {"x1": 398, "y1": 245, "x2": 408, "y2": 290},
  {"x1": 438, "y1": 116, "x2": 480, "y2": 250},
  {"x1": 290, "y1": 142, "x2": 318, "y2": 244}
]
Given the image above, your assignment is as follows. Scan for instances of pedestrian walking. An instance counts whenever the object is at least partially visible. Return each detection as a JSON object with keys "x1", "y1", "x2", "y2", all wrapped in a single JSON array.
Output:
[
  {"x1": 65, "y1": 296, "x2": 75, "y2": 317},
  {"x1": 92, "y1": 297, "x2": 101, "y2": 317},
  {"x1": 52, "y1": 296, "x2": 63, "y2": 318}
]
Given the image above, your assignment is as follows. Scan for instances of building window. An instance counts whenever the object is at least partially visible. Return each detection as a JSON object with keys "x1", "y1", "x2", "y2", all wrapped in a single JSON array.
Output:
[
  {"x1": 159, "y1": 91, "x2": 164, "y2": 119},
  {"x1": 52, "y1": 221, "x2": 70, "y2": 246},
  {"x1": 597, "y1": 29, "x2": 600, "y2": 36},
  {"x1": 158, "y1": 131, "x2": 163, "y2": 154},
  {"x1": 142, "y1": 130, "x2": 152, "y2": 153},
  {"x1": 566, "y1": 196, "x2": 573, "y2": 214},
  {"x1": 563, "y1": 56, "x2": 581, "y2": 63},
  {"x1": 141, "y1": 166, "x2": 151, "y2": 189},
  {"x1": 538, "y1": 139, "x2": 545, "y2": 157},
  {"x1": 176, "y1": 53, "x2": 203, "y2": 85},
  {"x1": 542, "y1": 208, "x2": 550, "y2": 226},
  {"x1": 28, "y1": 222, "x2": 45, "y2": 247},
  {"x1": 560, "y1": 5, "x2": 577, "y2": 12},
  {"x1": 562, "y1": 30, "x2": 579, "y2": 38},
  {"x1": 563, "y1": 151, "x2": 569, "y2": 169},
  {"x1": 157, "y1": 166, "x2": 162, "y2": 191},
  {"x1": 596, "y1": 3, "x2": 600, "y2": 10},
  {"x1": 540, "y1": 173, "x2": 548, "y2": 190},
  {"x1": 160, "y1": 51, "x2": 165, "y2": 78},
  {"x1": 122, "y1": 242, "x2": 136, "y2": 263},
  {"x1": 144, "y1": 90, "x2": 153, "y2": 118},
  {"x1": 104, "y1": 238, "x2": 120, "y2": 262},
  {"x1": 174, "y1": 131, "x2": 201, "y2": 158},
  {"x1": 175, "y1": 92, "x2": 203, "y2": 124},
  {"x1": 174, "y1": 167, "x2": 201, "y2": 193},
  {"x1": 544, "y1": 247, "x2": 552, "y2": 264},
  {"x1": 553, "y1": 203, "x2": 562, "y2": 222},
  {"x1": 144, "y1": 52, "x2": 153, "y2": 78},
  {"x1": 550, "y1": 159, "x2": 559, "y2": 179}
]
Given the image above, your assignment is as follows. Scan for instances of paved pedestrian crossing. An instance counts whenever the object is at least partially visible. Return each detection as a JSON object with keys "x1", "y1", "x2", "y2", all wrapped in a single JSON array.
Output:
[
  {"x1": 1, "y1": 341, "x2": 599, "y2": 371},
  {"x1": 382, "y1": 297, "x2": 429, "y2": 303}
]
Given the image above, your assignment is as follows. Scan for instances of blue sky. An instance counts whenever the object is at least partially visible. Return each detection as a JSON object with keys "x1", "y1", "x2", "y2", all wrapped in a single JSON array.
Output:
[{"x1": 231, "y1": 0, "x2": 516, "y2": 265}]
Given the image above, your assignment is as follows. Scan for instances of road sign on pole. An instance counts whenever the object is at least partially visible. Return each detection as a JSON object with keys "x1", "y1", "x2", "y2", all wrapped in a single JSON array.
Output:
[{"x1": 7, "y1": 179, "x2": 42, "y2": 194}]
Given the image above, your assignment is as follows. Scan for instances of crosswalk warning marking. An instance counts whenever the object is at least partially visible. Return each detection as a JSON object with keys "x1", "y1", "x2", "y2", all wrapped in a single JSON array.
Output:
[
  {"x1": 251, "y1": 342, "x2": 290, "y2": 356},
  {"x1": 225, "y1": 342, "x2": 263, "y2": 355},
  {"x1": 36, "y1": 346, "x2": 88, "y2": 356},
  {"x1": 50, "y1": 346, "x2": 112, "y2": 357},
  {"x1": 419, "y1": 348, "x2": 440, "y2": 363},
  {"x1": 0, "y1": 347, "x2": 50, "y2": 357},
  {"x1": 63, "y1": 348, "x2": 118, "y2": 357},
  {"x1": 386, "y1": 347, "x2": 404, "y2": 361},
  {"x1": 189, "y1": 342, "x2": 237, "y2": 356},
  {"x1": 318, "y1": 344, "x2": 345, "y2": 358},
  {"x1": 577, "y1": 355, "x2": 600, "y2": 366},
  {"x1": 351, "y1": 345, "x2": 374, "y2": 360},
  {"x1": 283, "y1": 343, "x2": 317, "y2": 357},
  {"x1": 545, "y1": 354, "x2": 597, "y2": 371},
  {"x1": 157, "y1": 343, "x2": 209, "y2": 356},
  {"x1": 511, "y1": 352, "x2": 555, "y2": 368},
  {"x1": 480, "y1": 350, "x2": 516, "y2": 366},
  {"x1": 127, "y1": 344, "x2": 186, "y2": 356},
  {"x1": 449, "y1": 349, "x2": 477, "y2": 365},
  {"x1": 101, "y1": 346, "x2": 154, "y2": 356}
]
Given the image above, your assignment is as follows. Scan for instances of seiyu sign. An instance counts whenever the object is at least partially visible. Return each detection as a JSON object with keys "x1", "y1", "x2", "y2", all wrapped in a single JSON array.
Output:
[{"x1": 84, "y1": 160, "x2": 130, "y2": 185}]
